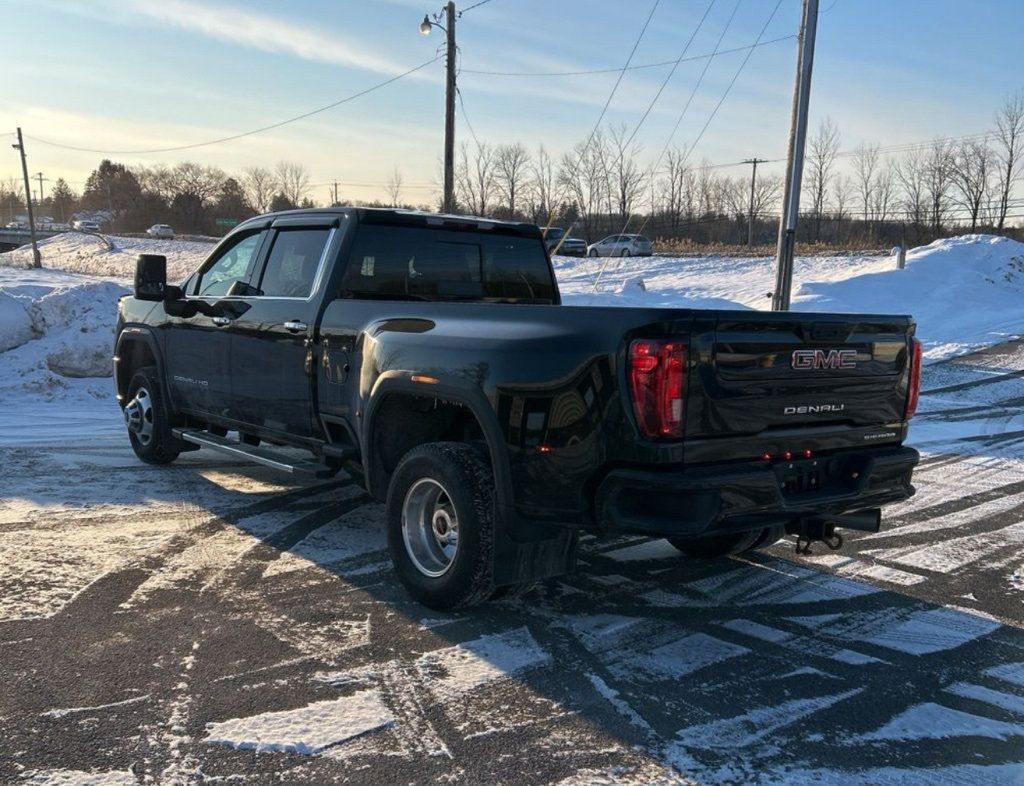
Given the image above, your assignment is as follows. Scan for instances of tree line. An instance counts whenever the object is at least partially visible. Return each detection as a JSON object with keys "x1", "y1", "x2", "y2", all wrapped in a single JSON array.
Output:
[
  {"x1": 2, "y1": 93, "x2": 1020, "y2": 246},
  {"x1": 454, "y1": 92, "x2": 1023, "y2": 248}
]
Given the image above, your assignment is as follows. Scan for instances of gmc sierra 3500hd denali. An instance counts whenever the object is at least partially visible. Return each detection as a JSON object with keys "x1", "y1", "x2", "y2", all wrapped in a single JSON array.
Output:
[{"x1": 115, "y1": 207, "x2": 921, "y2": 609}]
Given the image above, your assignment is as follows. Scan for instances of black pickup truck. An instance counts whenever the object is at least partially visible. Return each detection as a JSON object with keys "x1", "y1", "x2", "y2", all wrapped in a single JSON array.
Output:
[{"x1": 115, "y1": 207, "x2": 921, "y2": 609}]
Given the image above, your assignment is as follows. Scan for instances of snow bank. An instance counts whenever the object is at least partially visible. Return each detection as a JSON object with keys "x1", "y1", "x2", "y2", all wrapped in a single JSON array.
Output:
[
  {"x1": 792, "y1": 235, "x2": 1024, "y2": 360},
  {"x1": 556, "y1": 235, "x2": 1024, "y2": 362},
  {"x1": 1, "y1": 232, "x2": 212, "y2": 281},
  {"x1": 0, "y1": 267, "x2": 129, "y2": 439}
]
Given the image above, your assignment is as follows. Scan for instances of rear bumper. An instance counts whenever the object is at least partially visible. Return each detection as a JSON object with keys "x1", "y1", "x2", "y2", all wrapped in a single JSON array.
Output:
[{"x1": 594, "y1": 445, "x2": 918, "y2": 538}]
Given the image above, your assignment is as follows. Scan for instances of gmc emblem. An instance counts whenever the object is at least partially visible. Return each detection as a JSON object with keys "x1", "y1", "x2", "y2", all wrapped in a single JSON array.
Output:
[{"x1": 791, "y1": 349, "x2": 858, "y2": 370}]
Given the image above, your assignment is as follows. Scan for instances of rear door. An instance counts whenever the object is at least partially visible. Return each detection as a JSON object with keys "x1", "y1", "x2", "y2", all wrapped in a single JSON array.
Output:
[
  {"x1": 227, "y1": 217, "x2": 339, "y2": 439},
  {"x1": 686, "y1": 312, "x2": 913, "y2": 443}
]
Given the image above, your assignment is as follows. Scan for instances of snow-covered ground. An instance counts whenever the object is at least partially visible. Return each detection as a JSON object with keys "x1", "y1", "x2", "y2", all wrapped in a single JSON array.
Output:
[{"x1": 0, "y1": 232, "x2": 1022, "y2": 445}]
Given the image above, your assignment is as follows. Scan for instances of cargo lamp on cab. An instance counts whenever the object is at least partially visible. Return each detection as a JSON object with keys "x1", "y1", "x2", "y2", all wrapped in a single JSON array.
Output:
[{"x1": 410, "y1": 374, "x2": 440, "y2": 385}]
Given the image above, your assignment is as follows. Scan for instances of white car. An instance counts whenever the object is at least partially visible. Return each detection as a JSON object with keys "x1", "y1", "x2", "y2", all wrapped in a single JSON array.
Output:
[
  {"x1": 147, "y1": 224, "x2": 175, "y2": 239},
  {"x1": 587, "y1": 234, "x2": 653, "y2": 258},
  {"x1": 73, "y1": 220, "x2": 102, "y2": 233}
]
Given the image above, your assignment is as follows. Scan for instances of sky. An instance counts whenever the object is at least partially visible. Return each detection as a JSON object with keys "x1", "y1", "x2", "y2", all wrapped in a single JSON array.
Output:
[{"x1": 2, "y1": 0, "x2": 1022, "y2": 207}]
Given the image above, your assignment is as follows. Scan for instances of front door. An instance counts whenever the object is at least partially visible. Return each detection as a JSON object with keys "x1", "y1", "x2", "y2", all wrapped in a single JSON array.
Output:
[
  {"x1": 228, "y1": 223, "x2": 336, "y2": 440},
  {"x1": 163, "y1": 229, "x2": 268, "y2": 419}
]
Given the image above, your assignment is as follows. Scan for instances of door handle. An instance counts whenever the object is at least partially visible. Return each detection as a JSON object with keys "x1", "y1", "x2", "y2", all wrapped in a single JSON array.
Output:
[
  {"x1": 212, "y1": 316, "x2": 231, "y2": 326},
  {"x1": 284, "y1": 320, "x2": 308, "y2": 333}
]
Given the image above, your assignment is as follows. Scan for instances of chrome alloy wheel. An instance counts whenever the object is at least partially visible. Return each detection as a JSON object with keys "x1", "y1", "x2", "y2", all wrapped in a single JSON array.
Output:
[
  {"x1": 401, "y1": 478, "x2": 460, "y2": 577},
  {"x1": 123, "y1": 386, "x2": 155, "y2": 446}
]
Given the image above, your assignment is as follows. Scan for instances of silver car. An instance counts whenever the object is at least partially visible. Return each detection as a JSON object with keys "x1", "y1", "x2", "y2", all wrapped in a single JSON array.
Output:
[
  {"x1": 147, "y1": 224, "x2": 175, "y2": 239},
  {"x1": 587, "y1": 234, "x2": 653, "y2": 257}
]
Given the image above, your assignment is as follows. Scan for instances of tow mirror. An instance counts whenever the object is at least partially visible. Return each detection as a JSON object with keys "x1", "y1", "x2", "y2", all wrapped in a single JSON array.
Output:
[{"x1": 134, "y1": 254, "x2": 167, "y2": 301}]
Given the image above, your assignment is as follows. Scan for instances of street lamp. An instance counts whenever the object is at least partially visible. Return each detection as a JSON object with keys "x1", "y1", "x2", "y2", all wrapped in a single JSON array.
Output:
[{"x1": 419, "y1": 3, "x2": 456, "y2": 214}]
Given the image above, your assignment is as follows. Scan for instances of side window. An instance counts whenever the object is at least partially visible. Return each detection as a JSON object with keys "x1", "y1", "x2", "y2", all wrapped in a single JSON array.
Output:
[
  {"x1": 194, "y1": 232, "x2": 264, "y2": 297},
  {"x1": 257, "y1": 228, "x2": 331, "y2": 298}
]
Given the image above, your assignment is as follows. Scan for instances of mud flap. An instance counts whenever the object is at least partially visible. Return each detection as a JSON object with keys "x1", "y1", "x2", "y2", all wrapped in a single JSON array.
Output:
[{"x1": 492, "y1": 507, "x2": 579, "y2": 586}]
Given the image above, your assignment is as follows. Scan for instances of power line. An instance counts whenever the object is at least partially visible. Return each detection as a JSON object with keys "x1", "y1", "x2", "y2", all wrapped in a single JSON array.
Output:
[
  {"x1": 458, "y1": 0, "x2": 496, "y2": 15},
  {"x1": 23, "y1": 55, "x2": 443, "y2": 156},
  {"x1": 460, "y1": 34, "x2": 795, "y2": 77}
]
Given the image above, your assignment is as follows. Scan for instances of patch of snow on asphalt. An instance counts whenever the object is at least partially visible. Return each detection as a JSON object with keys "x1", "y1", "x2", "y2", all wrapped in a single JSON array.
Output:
[
  {"x1": 204, "y1": 690, "x2": 394, "y2": 754},
  {"x1": 857, "y1": 701, "x2": 1024, "y2": 741},
  {"x1": 20, "y1": 770, "x2": 137, "y2": 786},
  {"x1": 416, "y1": 627, "x2": 551, "y2": 699}
]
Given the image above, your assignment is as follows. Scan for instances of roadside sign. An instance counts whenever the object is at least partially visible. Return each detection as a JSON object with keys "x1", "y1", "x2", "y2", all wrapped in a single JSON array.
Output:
[{"x1": 215, "y1": 218, "x2": 238, "y2": 227}]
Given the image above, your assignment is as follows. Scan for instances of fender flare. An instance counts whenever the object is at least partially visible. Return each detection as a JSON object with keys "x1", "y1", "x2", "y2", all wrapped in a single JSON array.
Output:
[
  {"x1": 114, "y1": 326, "x2": 164, "y2": 404},
  {"x1": 360, "y1": 372, "x2": 513, "y2": 513}
]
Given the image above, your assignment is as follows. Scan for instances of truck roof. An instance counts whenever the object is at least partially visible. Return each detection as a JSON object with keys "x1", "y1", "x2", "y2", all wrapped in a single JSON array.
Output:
[{"x1": 235, "y1": 207, "x2": 542, "y2": 238}]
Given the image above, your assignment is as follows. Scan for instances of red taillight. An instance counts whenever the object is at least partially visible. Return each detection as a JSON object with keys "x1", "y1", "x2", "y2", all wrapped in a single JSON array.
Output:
[
  {"x1": 629, "y1": 339, "x2": 686, "y2": 439},
  {"x1": 905, "y1": 338, "x2": 923, "y2": 419}
]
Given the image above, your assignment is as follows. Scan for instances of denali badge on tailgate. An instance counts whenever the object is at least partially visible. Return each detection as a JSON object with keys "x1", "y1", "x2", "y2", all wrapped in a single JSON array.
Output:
[{"x1": 791, "y1": 348, "x2": 858, "y2": 370}]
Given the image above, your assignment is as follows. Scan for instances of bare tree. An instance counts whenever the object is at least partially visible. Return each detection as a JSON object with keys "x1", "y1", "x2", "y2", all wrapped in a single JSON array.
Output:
[
  {"x1": 274, "y1": 161, "x2": 311, "y2": 206},
  {"x1": 805, "y1": 117, "x2": 840, "y2": 240},
  {"x1": 242, "y1": 166, "x2": 276, "y2": 213},
  {"x1": 852, "y1": 144, "x2": 879, "y2": 226},
  {"x1": 385, "y1": 167, "x2": 403, "y2": 207},
  {"x1": 994, "y1": 92, "x2": 1024, "y2": 229},
  {"x1": 950, "y1": 140, "x2": 994, "y2": 231},
  {"x1": 607, "y1": 124, "x2": 646, "y2": 218},
  {"x1": 871, "y1": 163, "x2": 895, "y2": 226},
  {"x1": 493, "y1": 142, "x2": 530, "y2": 217},
  {"x1": 662, "y1": 148, "x2": 692, "y2": 232},
  {"x1": 528, "y1": 144, "x2": 556, "y2": 222},
  {"x1": 455, "y1": 142, "x2": 496, "y2": 216},
  {"x1": 894, "y1": 148, "x2": 928, "y2": 231},
  {"x1": 925, "y1": 139, "x2": 953, "y2": 233},
  {"x1": 831, "y1": 174, "x2": 853, "y2": 242},
  {"x1": 558, "y1": 130, "x2": 610, "y2": 239}
]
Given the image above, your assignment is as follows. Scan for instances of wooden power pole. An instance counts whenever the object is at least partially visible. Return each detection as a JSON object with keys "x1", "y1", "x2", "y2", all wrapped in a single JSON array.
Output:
[
  {"x1": 743, "y1": 158, "x2": 768, "y2": 246},
  {"x1": 442, "y1": 1, "x2": 456, "y2": 214},
  {"x1": 772, "y1": 0, "x2": 819, "y2": 311},
  {"x1": 12, "y1": 128, "x2": 41, "y2": 268}
]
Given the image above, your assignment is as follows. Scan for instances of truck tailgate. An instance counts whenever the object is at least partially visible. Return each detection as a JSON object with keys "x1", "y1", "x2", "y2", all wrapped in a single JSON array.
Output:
[{"x1": 685, "y1": 312, "x2": 914, "y2": 446}]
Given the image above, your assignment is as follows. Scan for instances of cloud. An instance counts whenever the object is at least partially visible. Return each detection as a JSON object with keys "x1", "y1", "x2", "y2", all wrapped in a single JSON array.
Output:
[{"x1": 65, "y1": 0, "x2": 414, "y2": 76}]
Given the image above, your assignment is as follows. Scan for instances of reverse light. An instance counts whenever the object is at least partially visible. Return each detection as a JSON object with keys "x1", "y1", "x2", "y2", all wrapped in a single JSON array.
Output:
[
  {"x1": 629, "y1": 339, "x2": 686, "y2": 439},
  {"x1": 905, "y1": 338, "x2": 923, "y2": 419}
]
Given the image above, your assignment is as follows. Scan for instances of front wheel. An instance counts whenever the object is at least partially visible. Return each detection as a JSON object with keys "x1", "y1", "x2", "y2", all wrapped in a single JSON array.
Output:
[
  {"x1": 123, "y1": 366, "x2": 180, "y2": 465},
  {"x1": 588, "y1": 249, "x2": 599, "y2": 257},
  {"x1": 386, "y1": 442, "x2": 496, "y2": 610}
]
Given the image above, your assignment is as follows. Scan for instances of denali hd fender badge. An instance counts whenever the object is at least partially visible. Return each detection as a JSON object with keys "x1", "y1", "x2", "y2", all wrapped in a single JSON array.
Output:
[
  {"x1": 784, "y1": 404, "x2": 846, "y2": 415},
  {"x1": 791, "y1": 349, "x2": 858, "y2": 370}
]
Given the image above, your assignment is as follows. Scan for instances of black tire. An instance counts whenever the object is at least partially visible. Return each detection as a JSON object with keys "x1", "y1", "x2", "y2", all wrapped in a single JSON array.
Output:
[
  {"x1": 123, "y1": 366, "x2": 180, "y2": 465},
  {"x1": 668, "y1": 529, "x2": 762, "y2": 559},
  {"x1": 749, "y1": 524, "x2": 787, "y2": 550},
  {"x1": 386, "y1": 442, "x2": 495, "y2": 610},
  {"x1": 588, "y1": 249, "x2": 599, "y2": 257},
  {"x1": 620, "y1": 248, "x2": 630, "y2": 257}
]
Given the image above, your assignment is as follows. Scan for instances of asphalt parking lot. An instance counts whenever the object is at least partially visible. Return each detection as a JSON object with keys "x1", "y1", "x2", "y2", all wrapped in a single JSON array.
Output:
[{"x1": 2, "y1": 347, "x2": 1023, "y2": 785}]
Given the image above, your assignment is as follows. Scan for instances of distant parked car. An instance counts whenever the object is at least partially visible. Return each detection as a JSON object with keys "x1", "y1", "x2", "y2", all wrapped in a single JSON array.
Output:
[
  {"x1": 543, "y1": 227, "x2": 587, "y2": 257},
  {"x1": 147, "y1": 224, "x2": 175, "y2": 239},
  {"x1": 73, "y1": 220, "x2": 102, "y2": 233},
  {"x1": 587, "y1": 234, "x2": 653, "y2": 258},
  {"x1": 4, "y1": 221, "x2": 26, "y2": 230}
]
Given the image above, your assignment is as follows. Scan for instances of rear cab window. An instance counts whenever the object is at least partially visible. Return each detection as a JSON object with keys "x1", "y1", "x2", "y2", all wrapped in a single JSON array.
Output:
[
  {"x1": 341, "y1": 224, "x2": 557, "y2": 303},
  {"x1": 256, "y1": 228, "x2": 331, "y2": 298}
]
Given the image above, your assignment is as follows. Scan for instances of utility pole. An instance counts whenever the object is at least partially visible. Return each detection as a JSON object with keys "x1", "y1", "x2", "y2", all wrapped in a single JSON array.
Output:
[
  {"x1": 420, "y1": 3, "x2": 456, "y2": 214},
  {"x1": 771, "y1": 0, "x2": 819, "y2": 311},
  {"x1": 442, "y1": 2, "x2": 456, "y2": 214},
  {"x1": 35, "y1": 171, "x2": 48, "y2": 205},
  {"x1": 743, "y1": 158, "x2": 768, "y2": 246},
  {"x1": 11, "y1": 128, "x2": 41, "y2": 268}
]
